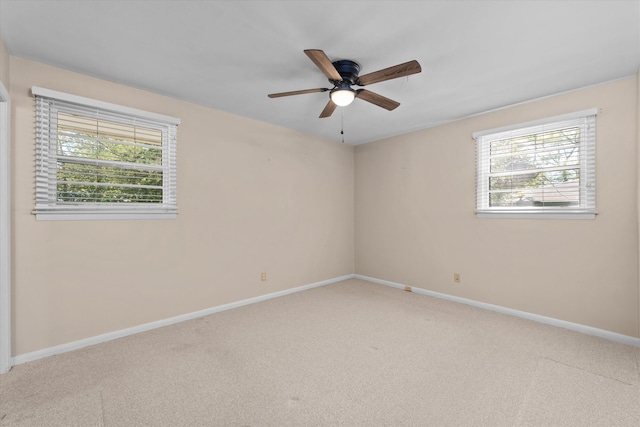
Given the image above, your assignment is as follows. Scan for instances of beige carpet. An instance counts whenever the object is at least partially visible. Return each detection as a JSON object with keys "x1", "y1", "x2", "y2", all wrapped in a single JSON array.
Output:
[{"x1": 1, "y1": 278, "x2": 639, "y2": 426}]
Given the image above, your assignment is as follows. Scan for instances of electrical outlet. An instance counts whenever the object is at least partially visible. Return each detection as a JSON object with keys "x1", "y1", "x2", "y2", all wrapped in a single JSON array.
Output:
[
  {"x1": 453, "y1": 273, "x2": 461, "y2": 283},
  {"x1": 261, "y1": 272, "x2": 267, "y2": 281}
]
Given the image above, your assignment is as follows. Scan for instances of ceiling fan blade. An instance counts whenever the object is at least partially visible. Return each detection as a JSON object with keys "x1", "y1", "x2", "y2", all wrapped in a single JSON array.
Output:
[
  {"x1": 268, "y1": 88, "x2": 329, "y2": 98},
  {"x1": 356, "y1": 89, "x2": 400, "y2": 111},
  {"x1": 356, "y1": 60, "x2": 422, "y2": 86},
  {"x1": 319, "y1": 100, "x2": 337, "y2": 118},
  {"x1": 304, "y1": 49, "x2": 342, "y2": 82}
]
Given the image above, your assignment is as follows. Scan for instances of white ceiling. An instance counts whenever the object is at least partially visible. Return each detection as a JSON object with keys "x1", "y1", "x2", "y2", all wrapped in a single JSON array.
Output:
[{"x1": 1, "y1": 0, "x2": 639, "y2": 145}]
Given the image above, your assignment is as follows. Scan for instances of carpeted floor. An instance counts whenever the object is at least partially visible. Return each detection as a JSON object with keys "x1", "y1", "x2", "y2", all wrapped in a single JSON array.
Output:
[{"x1": 1, "y1": 278, "x2": 639, "y2": 426}]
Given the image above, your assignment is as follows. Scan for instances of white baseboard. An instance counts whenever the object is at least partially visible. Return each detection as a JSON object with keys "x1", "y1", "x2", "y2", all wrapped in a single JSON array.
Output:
[
  {"x1": 11, "y1": 272, "x2": 638, "y2": 368},
  {"x1": 355, "y1": 274, "x2": 640, "y2": 348},
  {"x1": 12, "y1": 274, "x2": 356, "y2": 367}
]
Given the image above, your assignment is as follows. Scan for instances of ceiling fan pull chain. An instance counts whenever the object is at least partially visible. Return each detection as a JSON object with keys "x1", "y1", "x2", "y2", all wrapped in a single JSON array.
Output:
[{"x1": 341, "y1": 110, "x2": 345, "y2": 143}]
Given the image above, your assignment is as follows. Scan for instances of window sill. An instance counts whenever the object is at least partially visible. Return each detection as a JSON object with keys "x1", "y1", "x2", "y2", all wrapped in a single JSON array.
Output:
[
  {"x1": 476, "y1": 211, "x2": 596, "y2": 220},
  {"x1": 34, "y1": 211, "x2": 177, "y2": 221}
]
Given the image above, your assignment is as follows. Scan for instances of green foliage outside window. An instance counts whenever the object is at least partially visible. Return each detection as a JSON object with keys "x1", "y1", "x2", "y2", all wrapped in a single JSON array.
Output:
[{"x1": 55, "y1": 112, "x2": 164, "y2": 204}]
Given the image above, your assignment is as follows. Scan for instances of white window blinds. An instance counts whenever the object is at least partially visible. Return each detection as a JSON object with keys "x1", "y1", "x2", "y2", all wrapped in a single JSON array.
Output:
[
  {"x1": 473, "y1": 109, "x2": 596, "y2": 219},
  {"x1": 33, "y1": 87, "x2": 180, "y2": 220}
]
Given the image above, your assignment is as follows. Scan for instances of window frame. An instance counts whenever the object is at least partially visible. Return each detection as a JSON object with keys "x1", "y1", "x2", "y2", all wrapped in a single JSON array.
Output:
[
  {"x1": 32, "y1": 87, "x2": 180, "y2": 221},
  {"x1": 473, "y1": 108, "x2": 597, "y2": 220}
]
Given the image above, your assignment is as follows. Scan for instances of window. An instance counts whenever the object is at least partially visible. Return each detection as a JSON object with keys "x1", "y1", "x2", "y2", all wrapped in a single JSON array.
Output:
[
  {"x1": 473, "y1": 109, "x2": 597, "y2": 219},
  {"x1": 33, "y1": 87, "x2": 180, "y2": 220}
]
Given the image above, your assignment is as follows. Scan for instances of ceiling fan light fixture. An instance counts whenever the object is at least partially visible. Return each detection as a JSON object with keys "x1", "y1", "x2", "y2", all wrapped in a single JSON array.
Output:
[{"x1": 330, "y1": 86, "x2": 355, "y2": 107}]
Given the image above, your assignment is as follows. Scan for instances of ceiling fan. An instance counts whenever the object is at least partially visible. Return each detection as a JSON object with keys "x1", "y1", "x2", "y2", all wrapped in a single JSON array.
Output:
[{"x1": 268, "y1": 49, "x2": 422, "y2": 118}]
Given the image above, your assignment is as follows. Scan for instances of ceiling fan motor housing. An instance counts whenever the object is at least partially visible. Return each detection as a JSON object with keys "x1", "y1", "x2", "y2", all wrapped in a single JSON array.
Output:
[{"x1": 331, "y1": 60, "x2": 360, "y2": 85}]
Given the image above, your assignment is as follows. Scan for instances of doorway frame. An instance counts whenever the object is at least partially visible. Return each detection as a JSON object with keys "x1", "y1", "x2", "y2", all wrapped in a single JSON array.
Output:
[{"x1": 0, "y1": 80, "x2": 11, "y2": 373}]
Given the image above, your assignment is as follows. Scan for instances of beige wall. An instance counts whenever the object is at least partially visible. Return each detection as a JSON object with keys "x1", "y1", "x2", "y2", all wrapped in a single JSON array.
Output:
[
  {"x1": 11, "y1": 57, "x2": 354, "y2": 356},
  {"x1": 6, "y1": 51, "x2": 640, "y2": 357},
  {"x1": 0, "y1": 38, "x2": 11, "y2": 90},
  {"x1": 355, "y1": 77, "x2": 639, "y2": 337},
  {"x1": 0, "y1": 37, "x2": 8, "y2": 90}
]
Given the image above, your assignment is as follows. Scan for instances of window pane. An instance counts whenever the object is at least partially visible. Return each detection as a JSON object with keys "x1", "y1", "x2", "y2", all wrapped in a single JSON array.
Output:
[
  {"x1": 56, "y1": 183, "x2": 163, "y2": 203},
  {"x1": 489, "y1": 172, "x2": 580, "y2": 207},
  {"x1": 57, "y1": 112, "x2": 163, "y2": 165},
  {"x1": 490, "y1": 127, "x2": 580, "y2": 174},
  {"x1": 56, "y1": 161, "x2": 163, "y2": 203},
  {"x1": 486, "y1": 126, "x2": 582, "y2": 208},
  {"x1": 54, "y1": 112, "x2": 165, "y2": 204},
  {"x1": 58, "y1": 113, "x2": 162, "y2": 145}
]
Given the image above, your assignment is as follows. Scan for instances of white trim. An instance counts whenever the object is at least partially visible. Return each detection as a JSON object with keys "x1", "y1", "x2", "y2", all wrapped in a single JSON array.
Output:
[
  {"x1": 472, "y1": 107, "x2": 598, "y2": 139},
  {"x1": 476, "y1": 212, "x2": 596, "y2": 220},
  {"x1": 12, "y1": 274, "x2": 355, "y2": 366},
  {"x1": 35, "y1": 212, "x2": 177, "y2": 221},
  {"x1": 31, "y1": 86, "x2": 181, "y2": 125},
  {"x1": 354, "y1": 274, "x2": 640, "y2": 348},
  {"x1": 0, "y1": 81, "x2": 11, "y2": 373}
]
